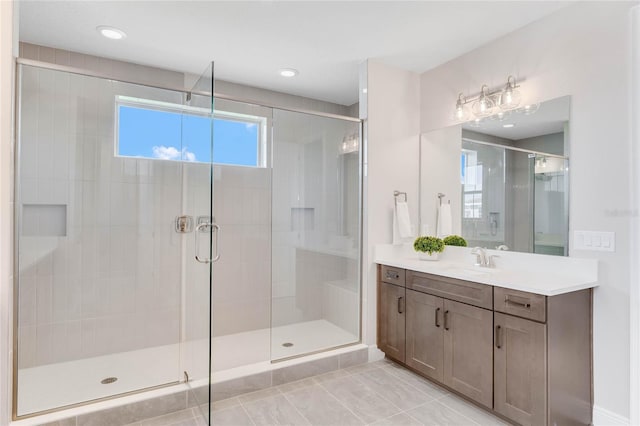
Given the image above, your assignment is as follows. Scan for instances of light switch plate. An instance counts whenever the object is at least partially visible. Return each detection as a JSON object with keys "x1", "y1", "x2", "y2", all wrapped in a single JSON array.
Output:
[{"x1": 574, "y1": 230, "x2": 615, "y2": 252}]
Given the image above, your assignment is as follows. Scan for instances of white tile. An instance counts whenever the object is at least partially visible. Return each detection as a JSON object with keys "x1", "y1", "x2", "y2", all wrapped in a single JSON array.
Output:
[
  {"x1": 20, "y1": 138, "x2": 38, "y2": 179},
  {"x1": 81, "y1": 318, "x2": 98, "y2": 357},
  {"x1": 52, "y1": 133, "x2": 70, "y2": 180},
  {"x1": 18, "y1": 326, "x2": 37, "y2": 368},
  {"x1": 82, "y1": 135, "x2": 98, "y2": 181},
  {"x1": 35, "y1": 323, "x2": 53, "y2": 365},
  {"x1": 18, "y1": 275, "x2": 37, "y2": 326}
]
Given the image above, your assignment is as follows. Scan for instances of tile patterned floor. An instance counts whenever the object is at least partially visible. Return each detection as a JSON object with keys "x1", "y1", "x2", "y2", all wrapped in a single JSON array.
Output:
[{"x1": 126, "y1": 359, "x2": 509, "y2": 426}]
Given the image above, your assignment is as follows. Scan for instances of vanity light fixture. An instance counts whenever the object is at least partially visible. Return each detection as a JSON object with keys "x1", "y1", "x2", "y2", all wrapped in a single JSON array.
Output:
[
  {"x1": 97, "y1": 26, "x2": 126, "y2": 40},
  {"x1": 498, "y1": 76, "x2": 521, "y2": 110},
  {"x1": 454, "y1": 75, "x2": 532, "y2": 122},
  {"x1": 471, "y1": 85, "x2": 495, "y2": 117},
  {"x1": 454, "y1": 93, "x2": 470, "y2": 121}
]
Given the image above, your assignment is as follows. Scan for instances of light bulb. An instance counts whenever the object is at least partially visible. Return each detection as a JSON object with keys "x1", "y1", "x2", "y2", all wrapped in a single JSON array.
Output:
[
  {"x1": 471, "y1": 85, "x2": 495, "y2": 117},
  {"x1": 453, "y1": 93, "x2": 469, "y2": 122},
  {"x1": 498, "y1": 76, "x2": 521, "y2": 110}
]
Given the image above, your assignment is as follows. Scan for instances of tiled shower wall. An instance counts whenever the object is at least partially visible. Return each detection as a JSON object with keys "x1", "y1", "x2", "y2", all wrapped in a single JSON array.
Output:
[
  {"x1": 17, "y1": 65, "x2": 190, "y2": 368},
  {"x1": 17, "y1": 43, "x2": 357, "y2": 368}
]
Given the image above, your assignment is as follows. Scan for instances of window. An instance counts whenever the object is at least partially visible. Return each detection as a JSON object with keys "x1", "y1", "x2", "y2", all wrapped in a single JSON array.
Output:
[
  {"x1": 116, "y1": 96, "x2": 266, "y2": 167},
  {"x1": 461, "y1": 150, "x2": 483, "y2": 219}
]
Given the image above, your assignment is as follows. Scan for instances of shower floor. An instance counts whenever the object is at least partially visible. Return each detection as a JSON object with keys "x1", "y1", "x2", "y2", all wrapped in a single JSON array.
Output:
[{"x1": 17, "y1": 319, "x2": 357, "y2": 416}]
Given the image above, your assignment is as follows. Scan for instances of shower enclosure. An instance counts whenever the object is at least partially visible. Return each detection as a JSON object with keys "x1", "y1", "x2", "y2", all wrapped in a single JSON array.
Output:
[
  {"x1": 13, "y1": 60, "x2": 361, "y2": 421},
  {"x1": 461, "y1": 138, "x2": 568, "y2": 255}
]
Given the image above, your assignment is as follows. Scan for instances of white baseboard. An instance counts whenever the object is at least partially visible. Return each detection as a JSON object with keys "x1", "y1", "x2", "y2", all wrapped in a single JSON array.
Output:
[
  {"x1": 367, "y1": 345, "x2": 385, "y2": 362},
  {"x1": 593, "y1": 405, "x2": 630, "y2": 426}
]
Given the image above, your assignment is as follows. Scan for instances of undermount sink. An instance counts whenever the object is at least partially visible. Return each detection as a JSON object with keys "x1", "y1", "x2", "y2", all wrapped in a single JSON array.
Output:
[{"x1": 441, "y1": 264, "x2": 496, "y2": 276}]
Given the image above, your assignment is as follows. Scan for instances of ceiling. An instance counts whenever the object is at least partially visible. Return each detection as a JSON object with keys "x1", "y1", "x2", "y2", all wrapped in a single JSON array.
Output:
[{"x1": 18, "y1": 1, "x2": 569, "y2": 106}]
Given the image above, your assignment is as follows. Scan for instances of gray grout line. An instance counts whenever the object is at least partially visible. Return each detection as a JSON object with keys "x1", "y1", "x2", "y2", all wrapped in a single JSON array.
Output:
[
  {"x1": 279, "y1": 387, "x2": 315, "y2": 426},
  {"x1": 315, "y1": 379, "x2": 370, "y2": 425},
  {"x1": 348, "y1": 370, "x2": 405, "y2": 413}
]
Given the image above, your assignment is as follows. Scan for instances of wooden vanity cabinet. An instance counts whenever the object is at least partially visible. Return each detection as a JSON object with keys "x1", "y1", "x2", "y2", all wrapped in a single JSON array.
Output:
[
  {"x1": 493, "y1": 288, "x2": 592, "y2": 426},
  {"x1": 443, "y1": 299, "x2": 493, "y2": 408},
  {"x1": 405, "y1": 289, "x2": 443, "y2": 381},
  {"x1": 405, "y1": 271, "x2": 494, "y2": 408},
  {"x1": 377, "y1": 266, "x2": 406, "y2": 363},
  {"x1": 494, "y1": 312, "x2": 547, "y2": 426},
  {"x1": 377, "y1": 264, "x2": 593, "y2": 426}
]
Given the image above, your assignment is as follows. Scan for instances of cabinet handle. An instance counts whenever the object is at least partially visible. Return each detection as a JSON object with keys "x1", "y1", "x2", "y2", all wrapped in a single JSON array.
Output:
[
  {"x1": 386, "y1": 271, "x2": 400, "y2": 280},
  {"x1": 505, "y1": 296, "x2": 531, "y2": 309},
  {"x1": 397, "y1": 297, "x2": 404, "y2": 314},
  {"x1": 444, "y1": 310, "x2": 449, "y2": 330},
  {"x1": 435, "y1": 307, "x2": 441, "y2": 327},
  {"x1": 495, "y1": 325, "x2": 502, "y2": 349}
]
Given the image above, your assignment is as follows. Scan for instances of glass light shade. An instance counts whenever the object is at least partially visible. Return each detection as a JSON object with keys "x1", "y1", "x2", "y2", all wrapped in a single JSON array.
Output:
[
  {"x1": 454, "y1": 103, "x2": 470, "y2": 122},
  {"x1": 489, "y1": 111, "x2": 511, "y2": 121},
  {"x1": 520, "y1": 103, "x2": 540, "y2": 115},
  {"x1": 498, "y1": 87, "x2": 521, "y2": 110},
  {"x1": 471, "y1": 95, "x2": 495, "y2": 117},
  {"x1": 468, "y1": 118, "x2": 483, "y2": 128}
]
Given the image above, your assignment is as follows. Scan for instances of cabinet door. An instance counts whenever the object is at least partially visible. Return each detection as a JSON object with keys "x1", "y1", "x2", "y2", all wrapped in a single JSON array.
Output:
[
  {"x1": 494, "y1": 312, "x2": 547, "y2": 426},
  {"x1": 443, "y1": 299, "x2": 493, "y2": 408},
  {"x1": 378, "y1": 282, "x2": 406, "y2": 362},
  {"x1": 406, "y1": 289, "x2": 444, "y2": 381}
]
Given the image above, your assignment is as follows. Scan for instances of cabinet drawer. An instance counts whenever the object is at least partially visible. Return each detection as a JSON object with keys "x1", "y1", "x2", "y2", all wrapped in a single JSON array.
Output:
[
  {"x1": 494, "y1": 287, "x2": 546, "y2": 323},
  {"x1": 407, "y1": 271, "x2": 492, "y2": 310},
  {"x1": 380, "y1": 265, "x2": 406, "y2": 287}
]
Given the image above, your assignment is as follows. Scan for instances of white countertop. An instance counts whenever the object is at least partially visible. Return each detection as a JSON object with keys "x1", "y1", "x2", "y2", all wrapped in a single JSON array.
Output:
[{"x1": 375, "y1": 244, "x2": 598, "y2": 296}]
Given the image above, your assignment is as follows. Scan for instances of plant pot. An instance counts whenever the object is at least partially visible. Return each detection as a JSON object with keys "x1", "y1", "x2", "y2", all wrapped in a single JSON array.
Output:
[{"x1": 418, "y1": 252, "x2": 439, "y2": 261}]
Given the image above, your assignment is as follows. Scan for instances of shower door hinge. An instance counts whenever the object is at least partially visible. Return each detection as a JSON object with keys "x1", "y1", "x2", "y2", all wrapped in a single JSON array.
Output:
[{"x1": 184, "y1": 371, "x2": 190, "y2": 382}]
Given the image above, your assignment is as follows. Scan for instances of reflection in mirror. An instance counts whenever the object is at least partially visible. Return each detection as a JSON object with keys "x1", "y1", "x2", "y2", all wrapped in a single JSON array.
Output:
[{"x1": 420, "y1": 96, "x2": 570, "y2": 256}]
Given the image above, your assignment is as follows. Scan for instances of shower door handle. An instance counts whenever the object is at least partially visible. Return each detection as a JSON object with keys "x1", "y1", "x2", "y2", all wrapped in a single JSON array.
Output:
[{"x1": 195, "y1": 222, "x2": 220, "y2": 263}]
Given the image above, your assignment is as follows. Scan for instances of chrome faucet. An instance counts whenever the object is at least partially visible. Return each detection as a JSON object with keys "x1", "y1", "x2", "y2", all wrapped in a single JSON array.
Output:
[
  {"x1": 471, "y1": 247, "x2": 499, "y2": 268},
  {"x1": 471, "y1": 247, "x2": 486, "y2": 266}
]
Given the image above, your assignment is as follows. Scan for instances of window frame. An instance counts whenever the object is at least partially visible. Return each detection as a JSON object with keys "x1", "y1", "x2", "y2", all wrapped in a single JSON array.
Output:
[{"x1": 115, "y1": 95, "x2": 268, "y2": 167}]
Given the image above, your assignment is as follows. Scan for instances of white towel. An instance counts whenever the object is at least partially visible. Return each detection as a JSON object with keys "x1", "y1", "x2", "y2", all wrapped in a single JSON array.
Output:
[
  {"x1": 437, "y1": 203, "x2": 452, "y2": 237},
  {"x1": 395, "y1": 201, "x2": 413, "y2": 239}
]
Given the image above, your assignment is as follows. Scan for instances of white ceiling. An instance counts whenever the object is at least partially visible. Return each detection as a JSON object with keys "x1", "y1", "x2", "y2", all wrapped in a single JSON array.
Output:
[{"x1": 18, "y1": 1, "x2": 569, "y2": 106}]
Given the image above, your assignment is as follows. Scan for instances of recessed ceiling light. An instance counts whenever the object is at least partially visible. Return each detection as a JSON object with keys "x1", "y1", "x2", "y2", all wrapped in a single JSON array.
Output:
[
  {"x1": 97, "y1": 26, "x2": 126, "y2": 40},
  {"x1": 503, "y1": 123, "x2": 515, "y2": 128},
  {"x1": 279, "y1": 68, "x2": 299, "y2": 78}
]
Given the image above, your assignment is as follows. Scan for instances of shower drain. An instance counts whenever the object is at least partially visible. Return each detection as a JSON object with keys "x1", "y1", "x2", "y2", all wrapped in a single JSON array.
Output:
[
  {"x1": 101, "y1": 377, "x2": 118, "y2": 385},
  {"x1": 282, "y1": 342, "x2": 294, "y2": 347}
]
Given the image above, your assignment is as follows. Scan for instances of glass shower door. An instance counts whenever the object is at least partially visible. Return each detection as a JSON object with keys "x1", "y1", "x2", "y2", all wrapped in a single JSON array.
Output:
[
  {"x1": 271, "y1": 109, "x2": 361, "y2": 360},
  {"x1": 181, "y1": 63, "x2": 216, "y2": 424}
]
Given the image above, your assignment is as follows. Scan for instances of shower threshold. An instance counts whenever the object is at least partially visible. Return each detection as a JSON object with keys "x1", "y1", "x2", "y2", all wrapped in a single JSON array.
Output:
[{"x1": 16, "y1": 319, "x2": 357, "y2": 417}]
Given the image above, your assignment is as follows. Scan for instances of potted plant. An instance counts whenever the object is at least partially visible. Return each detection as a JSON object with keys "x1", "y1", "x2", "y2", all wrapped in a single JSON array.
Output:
[
  {"x1": 443, "y1": 235, "x2": 467, "y2": 247},
  {"x1": 413, "y1": 236, "x2": 445, "y2": 261}
]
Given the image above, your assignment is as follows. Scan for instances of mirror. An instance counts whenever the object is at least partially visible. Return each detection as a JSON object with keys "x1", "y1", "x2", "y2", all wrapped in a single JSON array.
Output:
[{"x1": 420, "y1": 96, "x2": 570, "y2": 256}]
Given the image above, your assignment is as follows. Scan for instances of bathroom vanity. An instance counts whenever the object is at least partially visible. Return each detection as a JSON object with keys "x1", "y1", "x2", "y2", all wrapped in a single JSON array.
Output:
[{"x1": 375, "y1": 245, "x2": 598, "y2": 426}]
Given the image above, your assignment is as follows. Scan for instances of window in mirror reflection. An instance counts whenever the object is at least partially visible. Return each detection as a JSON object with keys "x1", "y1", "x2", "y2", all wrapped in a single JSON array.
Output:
[{"x1": 461, "y1": 150, "x2": 483, "y2": 219}]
